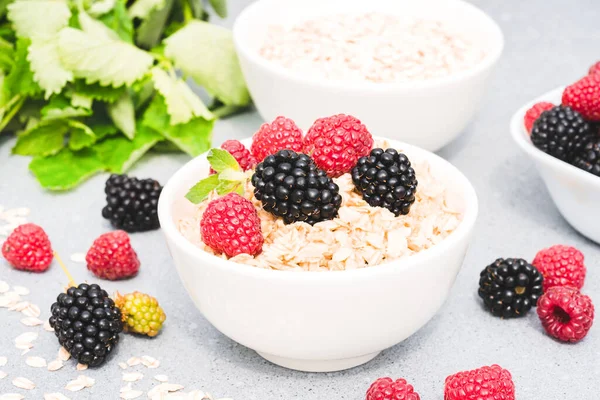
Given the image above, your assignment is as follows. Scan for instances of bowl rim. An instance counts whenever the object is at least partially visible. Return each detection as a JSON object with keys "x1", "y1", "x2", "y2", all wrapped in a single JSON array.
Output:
[
  {"x1": 510, "y1": 85, "x2": 600, "y2": 187},
  {"x1": 232, "y1": 0, "x2": 505, "y2": 93},
  {"x1": 157, "y1": 137, "x2": 479, "y2": 281}
]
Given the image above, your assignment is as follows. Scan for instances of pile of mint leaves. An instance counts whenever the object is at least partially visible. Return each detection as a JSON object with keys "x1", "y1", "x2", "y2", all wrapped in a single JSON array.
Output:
[{"x1": 0, "y1": 0, "x2": 250, "y2": 190}]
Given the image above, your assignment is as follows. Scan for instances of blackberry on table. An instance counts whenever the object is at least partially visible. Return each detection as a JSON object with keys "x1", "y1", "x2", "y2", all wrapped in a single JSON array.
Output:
[
  {"x1": 351, "y1": 148, "x2": 418, "y2": 216},
  {"x1": 530, "y1": 105, "x2": 593, "y2": 162},
  {"x1": 251, "y1": 149, "x2": 343, "y2": 225},
  {"x1": 478, "y1": 258, "x2": 544, "y2": 318},
  {"x1": 102, "y1": 174, "x2": 162, "y2": 232},
  {"x1": 49, "y1": 283, "x2": 123, "y2": 367},
  {"x1": 573, "y1": 139, "x2": 600, "y2": 177}
]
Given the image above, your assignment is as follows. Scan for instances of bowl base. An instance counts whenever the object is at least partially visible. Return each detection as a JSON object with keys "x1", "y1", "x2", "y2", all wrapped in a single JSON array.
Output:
[{"x1": 257, "y1": 351, "x2": 380, "y2": 372}]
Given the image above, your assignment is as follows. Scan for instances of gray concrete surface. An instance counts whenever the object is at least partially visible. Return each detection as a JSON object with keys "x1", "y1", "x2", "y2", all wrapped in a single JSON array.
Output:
[{"x1": 1, "y1": 0, "x2": 600, "y2": 398}]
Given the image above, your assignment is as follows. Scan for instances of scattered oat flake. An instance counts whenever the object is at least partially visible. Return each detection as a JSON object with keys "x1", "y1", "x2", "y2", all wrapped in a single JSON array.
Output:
[
  {"x1": 123, "y1": 372, "x2": 143, "y2": 382},
  {"x1": 12, "y1": 376, "x2": 35, "y2": 390},
  {"x1": 119, "y1": 362, "x2": 128, "y2": 369},
  {"x1": 15, "y1": 331, "x2": 38, "y2": 345},
  {"x1": 9, "y1": 301, "x2": 29, "y2": 311},
  {"x1": 127, "y1": 357, "x2": 141, "y2": 366},
  {"x1": 44, "y1": 394, "x2": 71, "y2": 400},
  {"x1": 0, "y1": 394, "x2": 24, "y2": 400},
  {"x1": 16, "y1": 343, "x2": 33, "y2": 351},
  {"x1": 0, "y1": 280, "x2": 9, "y2": 293},
  {"x1": 154, "y1": 375, "x2": 168, "y2": 382},
  {"x1": 22, "y1": 303, "x2": 41, "y2": 317},
  {"x1": 65, "y1": 379, "x2": 86, "y2": 392},
  {"x1": 26, "y1": 356, "x2": 47, "y2": 368},
  {"x1": 161, "y1": 383, "x2": 184, "y2": 392},
  {"x1": 48, "y1": 359, "x2": 64, "y2": 371},
  {"x1": 120, "y1": 390, "x2": 143, "y2": 399},
  {"x1": 21, "y1": 317, "x2": 44, "y2": 326},
  {"x1": 0, "y1": 356, "x2": 7, "y2": 366},
  {"x1": 121, "y1": 383, "x2": 132, "y2": 393},
  {"x1": 21, "y1": 348, "x2": 31, "y2": 356},
  {"x1": 58, "y1": 347, "x2": 71, "y2": 361},
  {"x1": 79, "y1": 375, "x2": 95, "y2": 387},
  {"x1": 76, "y1": 363, "x2": 88, "y2": 371},
  {"x1": 0, "y1": 371, "x2": 6, "y2": 379},
  {"x1": 141, "y1": 355, "x2": 160, "y2": 368},
  {"x1": 70, "y1": 253, "x2": 86, "y2": 263},
  {"x1": 13, "y1": 286, "x2": 29, "y2": 295}
]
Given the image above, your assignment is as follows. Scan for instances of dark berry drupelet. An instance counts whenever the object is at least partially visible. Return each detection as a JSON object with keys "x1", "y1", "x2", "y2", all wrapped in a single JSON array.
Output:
[
  {"x1": 102, "y1": 174, "x2": 162, "y2": 232},
  {"x1": 531, "y1": 105, "x2": 593, "y2": 162},
  {"x1": 251, "y1": 149, "x2": 343, "y2": 225},
  {"x1": 478, "y1": 258, "x2": 544, "y2": 318},
  {"x1": 573, "y1": 139, "x2": 600, "y2": 177},
  {"x1": 49, "y1": 283, "x2": 123, "y2": 367},
  {"x1": 351, "y1": 148, "x2": 418, "y2": 216}
]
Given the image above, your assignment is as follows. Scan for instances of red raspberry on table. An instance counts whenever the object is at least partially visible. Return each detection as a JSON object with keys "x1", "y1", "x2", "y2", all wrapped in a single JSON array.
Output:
[
  {"x1": 251, "y1": 116, "x2": 304, "y2": 162},
  {"x1": 562, "y1": 75, "x2": 600, "y2": 121},
  {"x1": 210, "y1": 140, "x2": 257, "y2": 174},
  {"x1": 1, "y1": 223, "x2": 53, "y2": 272},
  {"x1": 304, "y1": 114, "x2": 374, "y2": 177},
  {"x1": 86, "y1": 230, "x2": 140, "y2": 280},
  {"x1": 523, "y1": 102, "x2": 554, "y2": 133},
  {"x1": 201, "y1": 193, "x2": 263, "y2": 258},
  {"x1": 366, "y1": 377, "x2": 420, "y2": 400},
  {"x1": 537, "y1": 286, "x2": 594, "y2": 343},
  {"x1": 532, "y1": 245, "x2": 586, "y2": 291},
  {"x1": 444, "y1": 364, "x2": 515, "y2": 400},
  {"x1": 588, "y1": 61, "x2": 600, "y2": 76}
]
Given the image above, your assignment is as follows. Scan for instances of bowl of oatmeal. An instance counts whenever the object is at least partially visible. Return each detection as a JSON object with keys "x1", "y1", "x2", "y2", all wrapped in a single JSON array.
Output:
[
  {"x1": 232, "y1": 0, "x2": 503, "y2": 151},
  {"x1": 158, "y1": 137, "x2": 478, "y2": 372}
]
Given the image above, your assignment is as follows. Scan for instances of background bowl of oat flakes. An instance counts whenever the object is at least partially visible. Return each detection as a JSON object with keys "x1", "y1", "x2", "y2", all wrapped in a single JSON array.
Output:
[
  {"x1": 232, "y1": 0, "x2": 504, "y2": 152},
  {"x1": 158, "y1": 137, "x2": 479, "y2": 373}
]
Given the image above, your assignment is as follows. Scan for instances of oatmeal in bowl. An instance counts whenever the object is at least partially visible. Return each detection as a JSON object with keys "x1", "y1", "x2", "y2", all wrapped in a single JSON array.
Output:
[{"x1": 158, "y1": 115, "x2": 478, "y2": 372}]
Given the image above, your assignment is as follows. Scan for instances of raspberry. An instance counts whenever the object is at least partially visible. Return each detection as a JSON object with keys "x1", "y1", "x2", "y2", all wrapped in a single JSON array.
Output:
[
  {"x1": 366, "y1": 377, "x2": 420, "y2": 400},
  {"x1": 444, "y1": 365, "x2": 515, "y2": 400},
  {"x1": 210, "y1": 140, "x2": 257, "y2": 174},
  {"x1": 304, "y1": 114, "x2": 374, "y2": 177},
  {"x1": 523, "y1": 102, "x2": 554, "y2": 133},
  {"x1": 201, "y1": 193, "x2": 263, "y2": 257},
  {"x1": 86, "y1": 231, "x2": 140, "y2": 280},
  {"x1": 589, "y1": 61, "x2": 600, "y2": 76},
  {"x1": 2, "y1": 223, "x2": 53, "y2": 272},
  {"x1": 537, "y1": 286, "x2": 594, "y2": 343},
  {"x1": 532, "y1": 245, "x2": 586, "y2": 291},
  {"x1": 115, "y1": 291, "x2": 166, "y2": 337},
  {"x1": 251, "y1": 116, "x2": 304, "y2": 162},
  {"x1": 562, "y1": 75, "x2": 600, "y2": 121}
]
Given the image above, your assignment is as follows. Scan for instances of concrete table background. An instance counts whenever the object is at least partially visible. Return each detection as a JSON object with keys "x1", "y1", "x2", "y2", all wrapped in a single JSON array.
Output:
[{"x1": 1, "y1": 0, "x2": 600, "y2": 398}]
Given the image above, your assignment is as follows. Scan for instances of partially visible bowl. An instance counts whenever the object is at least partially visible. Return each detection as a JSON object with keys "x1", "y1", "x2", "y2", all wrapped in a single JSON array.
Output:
[
  {"x1": 158, "y1": 137, "x2": 478, "y2": 372},
  {"x1": 511, "y1": 87, "x2": 600, "y2": 244},
  {"x1": 232, "y1": 0, "x2": 504, "y2": 151}
]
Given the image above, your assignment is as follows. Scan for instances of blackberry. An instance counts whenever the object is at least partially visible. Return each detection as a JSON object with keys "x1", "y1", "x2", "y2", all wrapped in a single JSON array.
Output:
[
  {"x1": 102, "y1": 174, "x2": 162, "y2": 232},
  {"x1": 572, "y1": 139, "x2": 600, "y2": 177},
  {"x1": 251, "y1": 149, "x2": 342, "y2": 225},
  {"x1": 531, "y1": 105, "x2": 593, "y2": 162},
  {"x1": 351, "y1": 148, "x2": 418, "y2": 216},
  {"x1": 478, "y1": 258, "x2": 544, "y2": 318},
  {"x1": 49, "y1": 283, "x2": 123, "y2": 367}
]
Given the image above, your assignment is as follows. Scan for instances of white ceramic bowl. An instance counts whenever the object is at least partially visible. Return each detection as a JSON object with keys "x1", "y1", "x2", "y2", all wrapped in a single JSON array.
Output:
[
  {"x1": 511, "y1": 87, "x2": 600, "y2": 244},
  {"x1": 232, "y1": 0, "x2": 504, "y2": 152},
  {"x1": 158, "y1": 138, "x2": 478, "y2": 372}
]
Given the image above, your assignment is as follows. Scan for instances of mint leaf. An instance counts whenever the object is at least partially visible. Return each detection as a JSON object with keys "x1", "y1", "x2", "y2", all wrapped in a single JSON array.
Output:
[
  {"x1": 7, "y1": 0, "x2": 71, "y2": 40},
  {"x1": 0, "y1": 37, "x2": 14, "y2": 72},
  {"x1": 185, "y1": 174, "x2": 219, "y2": 204},
  {"x1": 218, "y1": 168, "x2": 246, "y2": 182},
  {"x1": 208, "y1": 0, "x2": 227, "y2": 18},
  {"x1": 96, "y1": 123, "x2": 162, "y2": 173},
  {"x1": 28, "y1": 35, "x2": 74, "y2": 98},
  {"x1": 41, "y1": 95, "x2": 91, "y2": 120},
  {"x1": 13, "y1": 120, "x2": 68, "y2": 156},
  {"x1": 107, "y1": 91, "x2": 135, "y2": 139},
  {"x1": 98, "y1": 0, "x2": 134, "y2": 43},
  {"x1": 70, "y1": 92, "x2": 93, "y2": 109},
  {"x1": 143, "y1": 95, "x2": 213, "y2": 156},
  {"x1": 216, "y1": 180, "x2": 244, "y2": 196},
  {"x1": 136, "y1": 0, "x2": 173, "y2": 48},
  {"x1": 128, "y1": 0, "x2": 165, "y2": 20},
  {"x1": 207, "y1": 148, "x2": 240, "y2": 173},
  {"x1": 73, "y1": 80, "x2": 125, "y2": 103},
  {"x1": 69, "y1": 126, "x2": 96, "y2": 150},
  {"x1": 29, "y1": 147, "x2": 104, "y2": 191},
  {"x1": 88, "y1": 0, "x2": 117, "y2": 16},
  {"x1": 164, "y1": 21, "x2": 250, "y2": 106},
  {"x1": 4, "y1": 38, "x2": 41, "y2": 98},
  {"x1": 79, "y1": 7, "x2": 120, "y2": 41}
]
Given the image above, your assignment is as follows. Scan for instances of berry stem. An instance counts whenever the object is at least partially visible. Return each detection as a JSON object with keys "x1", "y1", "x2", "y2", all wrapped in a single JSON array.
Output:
[{"x1": 53, "y1": 251, "x2": 76, "y2": 288}]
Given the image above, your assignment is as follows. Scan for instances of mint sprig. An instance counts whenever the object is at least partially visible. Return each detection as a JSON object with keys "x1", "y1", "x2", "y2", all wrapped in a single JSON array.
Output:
[{"x1": 185, "y1": 148, "x2": 248, "y2": 204}]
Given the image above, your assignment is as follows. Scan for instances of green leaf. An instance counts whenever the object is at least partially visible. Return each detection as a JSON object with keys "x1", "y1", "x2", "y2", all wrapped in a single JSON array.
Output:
[
  {"x1": 89, "y1": 123, "x2": 118, "y2": 140},
  {"x1": 0, "y1": 0, "x2": 14, "y2": 19},
  {"x1": 151, "y1": 66, "x2": 213, "y2": 124},
  {"x1": 29, "y1": 147, "x2": 104, "y2": 191},
  {"x1": 207, "y1": 148, "x2": 240, "y2": 173},
  {"x1": 0, "y1": 95, "x2": 25, "y2": 132},
  {"x1": 185, "y1": 173, "x2": 219, "y2": 203},
  {"x1": 128, "y1": 0, "x2": 165, "y2": 20},
  {"x1": 28, "y1": 37, "x2": 74, "y2": 98},
  {"x1": 151, "y1": 140, "x2": 179, "y2": 152},
  {"x1": 136, "y1": 0, "x2": 173, "y2": 48},
  {"x1": 96, "y1": 123, "x2": 162, "y2": 173},
  {"x1": 69, "y1": 121, "x2": 96, "y2": 150},
  {"x1": 208, "y1": 0, "x2": 227, "y2": 18},
  {"x1": 164, "y1": 21, "x2": 250, "y2": 106},
  {"x1": 99, "y1": 0, "x2": 134, "y2": 43},
  {"x1": 41, "y1": 95, "x2": 92, "y2": 120},
  {"x1": 0, "y1": 37, "x2": 14, "y2": 72},
  {"x1": 57, "y1": 27, "x2": 153, "y2": 87},
  {"x1": 7, "y1": 0, "x2": 71, "y2": 40},
  {"x1": 13, "y1": 120, "x2": 68, "y2": 156},
  {"x1": 142, "y1": 95, "x2": 213, "y2": 156},
  {"x1": 4, "y1": 38, "x2": 42, "y2": 98},
  {"x1": 218, "y1": 168, "x2": 246, "y2": 182},
  {"x1": 78, "y1": 7, "x2": 120, "y2": 41},
  {"x1": 73, "y1": 80, "x2": 126, "y2": 103},
  {"x1": 88, "y1": 0, "x2": 116, "y2": 16},
  {"x1": 107, "y1": 91, "x2": 135, "y2": 138},
  {"x1": 216, "y1": 179, "x2": 243, "y2": 196},
  {"x1": 70, "y1": 92, "x2": 93, "y2": 109}
]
